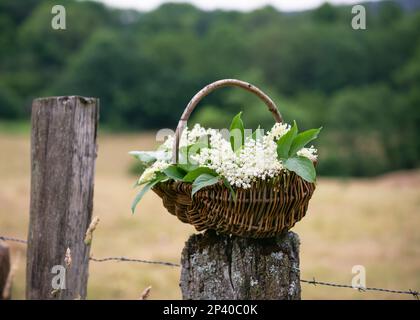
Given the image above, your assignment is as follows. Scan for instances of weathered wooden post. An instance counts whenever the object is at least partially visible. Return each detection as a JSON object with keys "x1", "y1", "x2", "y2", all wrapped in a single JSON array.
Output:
[
  {"x1": 0, "y1": 241, "x2": 11, "y2": 300},
  {"x1": 180, "y1": 230, "x2": 301, "y2": 300},
  {"x1": 27, "y1": 96, "x2": 99, "y2": 299}
]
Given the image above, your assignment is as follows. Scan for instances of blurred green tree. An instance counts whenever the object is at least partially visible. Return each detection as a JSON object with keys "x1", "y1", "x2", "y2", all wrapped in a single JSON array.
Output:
[{"x1": 0, "y1": 0, "x2": 418, "y2": 176}]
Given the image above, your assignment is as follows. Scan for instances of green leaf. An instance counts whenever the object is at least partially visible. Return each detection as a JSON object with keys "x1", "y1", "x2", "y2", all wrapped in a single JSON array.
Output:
[
  {"x1": 223, "y1": 177, "x2": 237, "y2": 202},
  {"x1": 129, "y1": 151, "x2": 156, "y2": 163},
  {"x1": 191, "y1": 174, "x2": 220, "y2": 198},
  {"x1": 284, "y1": 156, "x2": 316, "y2": 183},
  {"x1": 250, "y1": 125, "x2": 263, "y2": 141},
  {"x1": 178, "y1": 163, "x2": 199, "y2": 173},
  {"x1": 129, "y1": 150, "x2": 170, "y2": 162},
  {"x1": 229, "y1": 112, "x2": 245, "y2": 152},
  {"x1": 178, "y1": 146, "x2": 189, "y2": 166},
  {"x1": 188, "y1": 141, "x2": 210, "y2": 153},
  {"x1": 277, "y1": 121, "x2": 298, "y2": 159},
  {"x1": 289, "y1": 127, "x2": 322, "y2": 157},
  {"x1": 183, "y1": 167, "x2": 218, "y2": 182},
  {"x1": 163, "y1": 165, "x2": 187, "y2": 181},
  {"x1": 131, "y1": 177, "x2": 163, "y2": 214}
]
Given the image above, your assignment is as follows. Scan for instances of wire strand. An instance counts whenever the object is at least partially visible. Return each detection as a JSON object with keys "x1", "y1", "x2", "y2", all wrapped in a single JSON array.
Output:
[
  {"x1": 300, "y1": 279, "x2": 419, "y2": 299},
  {"x1": 1, "y1": 234, "x2": 418, "y2": 299},
  {"x1": 0, "y1": 236, "x2": 28, "y2": 244},
  {"x1": 89, "y1": 256, "x2": 180, "y2": 267}
]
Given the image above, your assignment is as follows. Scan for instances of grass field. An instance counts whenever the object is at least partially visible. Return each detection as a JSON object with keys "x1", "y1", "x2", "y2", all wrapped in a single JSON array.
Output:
[{"x1": 0, "y1": 132, "x2": 419, "y2": 299}]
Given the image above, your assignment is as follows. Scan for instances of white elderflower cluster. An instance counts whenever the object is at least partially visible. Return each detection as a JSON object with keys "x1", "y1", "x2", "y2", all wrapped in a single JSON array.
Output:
[
  {"x1": 267, "y1": 122, "x2": 291, "y2": 140},
  {"x1": 189, "y1": 125, "x2": 287, "y2": 188},
  {"x1": 162, "y1": 124, "x2": 211, "y2": 151},
  {"x1": 138, "y1": 160, "x2": 170, "y2": 184},
  {"x1": 145, "y1": 123, "x2": 318, "y2": 188},
  {"x1": 297, "y1": 146, "x2": 318, "y2": 162}
]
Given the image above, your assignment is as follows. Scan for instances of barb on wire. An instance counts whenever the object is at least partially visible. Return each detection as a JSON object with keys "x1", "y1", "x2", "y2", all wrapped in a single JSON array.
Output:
[
  {"x1": 1, "y1": 234, "x2": 419, "y2": 299},
  {"x1": 309, "y1": 277, "x2": 317, "y2": 286},
  {"x1": 409, "y1": 289, "x2": 419, "y2": 300}
]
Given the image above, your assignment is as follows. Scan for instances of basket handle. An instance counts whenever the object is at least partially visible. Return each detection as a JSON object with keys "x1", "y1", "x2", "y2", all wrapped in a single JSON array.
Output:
[{"x1": 172, "y1": 79, "x2": 283, "y2": 163}]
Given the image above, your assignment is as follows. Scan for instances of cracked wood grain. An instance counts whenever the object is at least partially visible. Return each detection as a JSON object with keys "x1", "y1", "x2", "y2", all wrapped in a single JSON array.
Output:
[{"x1": 26, "y1": 96, "x2": 99, "y2": 299}]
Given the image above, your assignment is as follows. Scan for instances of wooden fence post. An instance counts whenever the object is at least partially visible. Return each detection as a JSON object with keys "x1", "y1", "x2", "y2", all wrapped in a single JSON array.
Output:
[
  {"x1": 0, "y1": 241, "x2": 11, "y2": 300},
  {"x1": 180, "y1": 230, "x2": 301, "y2": 300},
  {"x1": 26, "y1": 96, "x2": 99, "y2": 300}
]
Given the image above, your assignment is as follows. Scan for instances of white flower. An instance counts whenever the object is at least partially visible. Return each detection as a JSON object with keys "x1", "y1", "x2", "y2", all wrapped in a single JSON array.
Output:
[
  {"x1": 162, "y1": 124, "x2": 211, "y2": 151},
  {"x1": 189, "y1": 125, "x2": 284, "y2": 188},
  {"x1": 138, "y1": 160, "x2": 170, "y2": 184},
  {"x1": 267, "y1": 123, "x2": 290, "y2": 141},
  {"x1": 138, "y1": 123, "x2": 317, "y2": 189},
  {"x1": 297, "y1": 146, "x2": 318, "y2": 162}
]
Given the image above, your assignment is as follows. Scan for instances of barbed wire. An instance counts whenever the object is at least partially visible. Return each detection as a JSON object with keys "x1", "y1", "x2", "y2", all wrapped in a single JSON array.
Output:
[
  {"x1": 1, "y1": 234, "x2": 419, "y2": 299},
  {"x1": 0, "y1": 236, "x2": 28, "y2": 244},
  {"x1": 300, "y1": 278, "x2": 419, "y2": 299},
  {"x1": 89, "y1": 256, "x2": 180, "y2": 267},
  {"x1": 0, "y1": 236, "x2": 179, "y2": 267}
]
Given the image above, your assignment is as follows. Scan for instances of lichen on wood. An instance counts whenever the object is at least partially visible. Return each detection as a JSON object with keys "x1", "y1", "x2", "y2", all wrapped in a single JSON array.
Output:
[{"x1": 180, "y1": 230, "x2": 301, "y2": 300}]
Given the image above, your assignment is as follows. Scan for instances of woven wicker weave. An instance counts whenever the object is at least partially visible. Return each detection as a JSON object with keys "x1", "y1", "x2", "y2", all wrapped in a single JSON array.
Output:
[{"x1": 153, "y1": 79, "x2": 316, "y2": 238}]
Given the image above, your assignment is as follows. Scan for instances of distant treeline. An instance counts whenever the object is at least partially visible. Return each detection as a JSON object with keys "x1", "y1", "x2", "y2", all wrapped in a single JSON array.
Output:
[{"x1": 0, "y1": 0, "x2": 419, "y2": 176}]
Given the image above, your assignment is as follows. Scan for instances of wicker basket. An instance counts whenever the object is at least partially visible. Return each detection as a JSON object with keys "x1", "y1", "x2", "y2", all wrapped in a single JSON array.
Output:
[{"x1": 153, "y1": 79, "x2": 316, "y2": 238}]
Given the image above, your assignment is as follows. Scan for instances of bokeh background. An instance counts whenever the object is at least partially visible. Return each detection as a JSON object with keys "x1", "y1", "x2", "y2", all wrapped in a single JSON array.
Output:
[{"x1": 0, "y1": 0, "x2": 419, "y2": 299}]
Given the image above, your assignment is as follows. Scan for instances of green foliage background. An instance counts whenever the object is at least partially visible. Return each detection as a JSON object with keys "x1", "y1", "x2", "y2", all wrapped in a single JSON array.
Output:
[{"x1": 0, "y1": 0, "x2": 419, "y2": 176}]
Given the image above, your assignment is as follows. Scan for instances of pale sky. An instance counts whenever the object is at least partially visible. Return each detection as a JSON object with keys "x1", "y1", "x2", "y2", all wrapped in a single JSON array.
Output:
[{"x1": 93, "y1": 0, "x2": 379, "y2": 12}]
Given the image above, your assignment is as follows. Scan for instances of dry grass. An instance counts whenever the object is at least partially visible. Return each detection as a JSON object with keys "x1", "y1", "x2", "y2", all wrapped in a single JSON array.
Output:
[{"x1": 0, "y1": 132, "x2": 419, "y2": 299}]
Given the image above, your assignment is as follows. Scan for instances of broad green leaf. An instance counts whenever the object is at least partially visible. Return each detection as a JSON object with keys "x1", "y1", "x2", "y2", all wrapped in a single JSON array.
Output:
[
  {"x1": 289, "y1": 127, "x2": 322, "y2": 157},
  {"x1": 178, "y1": 146, "x2": 189, "y2": 165},
  {"x1": 277, "y1": 121, "x2": 298, "y2": 159},
  {"x1": 229, "y1": 112, "x2": 245, "y2": 152},
  {"x1": 131, "y1": 177, "x2": 163, "y2": 214},
  {"x1": 250, "y1": 125, "x2": 263, "y2": 141},
  {"x1": 191, "y1": 174, "x2": 220, "y2": 198},
  {"x1": 188, "y1": 141, "x2": 210, "y2": 152},
  {"x1": 163, "y1": 165, "x2": 187, "y2": 181},
  {"x1": 153, "y1": 151, "x2": 172, "y2": 161},
  {"x1": 223, "y1": 177, "x2": 237, "y2": 202},
  {"x1": 178, "y1": 163, "x2": 199, "y2": 173},
  {"x1": 183, "y1": 167, "x2": 218, "y2": 182},
  {"x1": 129, "y1": 150, "x2": 170, "y2": 162},
  {"x1": 284, "y1": 156, "x2": 316, "y2": 183},
  {"x1": 129, "y1": 151, "x2": 156, "y2": 163}
]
